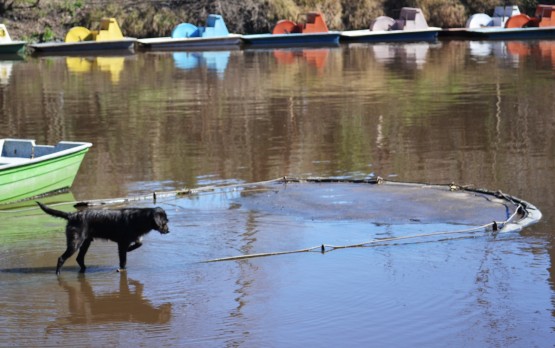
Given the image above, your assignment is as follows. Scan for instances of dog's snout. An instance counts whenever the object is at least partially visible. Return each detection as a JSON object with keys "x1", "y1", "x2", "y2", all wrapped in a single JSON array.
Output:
[{"x1": 159, "y1": 224, "x2": 169, "y2": 234}]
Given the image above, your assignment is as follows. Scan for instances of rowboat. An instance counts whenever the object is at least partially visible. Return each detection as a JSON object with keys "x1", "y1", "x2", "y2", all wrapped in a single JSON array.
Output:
[
  {"x1": 0, "y1": 24, "x2": 26, "y2": 54},
  {"x1": 0, "y1": 139, "x2": 92, "y2": 203},
  {"x1": 241, "y1": 12, "x2": 340, "y2": 47},
  {"x1": 442, "y1": 5, "x2": 555, "y2": 39},
  {"x1": 341, "y1": 7, "x2": 440, "y2": 43},
  {"x1": 30, "y1": 18, "x2": 135, "y2": 54},
  {"x1": 137, "y1": 14, "x2": 241, "y2": 50}
]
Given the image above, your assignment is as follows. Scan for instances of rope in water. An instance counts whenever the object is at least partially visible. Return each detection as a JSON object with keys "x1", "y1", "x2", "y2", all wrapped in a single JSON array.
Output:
[
  {"x1": 0, "y1": 176, "x2": 522, "y2": 212},
  {"x1": 0, "y1": 177, "x2": 287, "y2": 213},
  {"x1": 202, "y1": 206, "x2": 524, "y2": 263}
]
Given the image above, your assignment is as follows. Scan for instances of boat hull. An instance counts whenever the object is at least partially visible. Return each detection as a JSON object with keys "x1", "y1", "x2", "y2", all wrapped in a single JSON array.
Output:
[
  {"x1": 0, "y1": 41, "x2": 26, "y2": 54},
  {"x1": 0, "y1": 141, "x2": 91, "y2": 203},
  {"x1": 241, "y1": 32, "x2": 340, "y2": 47},
  {"x1": 137, "y1": 35, "x2": 242, "y2": 50},
  {"x1": 340, "y1": 28, "x2": 440, "y2": 42},
  {"x1": 469, "y1": 26, "x2": 555, "y2": 40},
  {"x1": 441, "y1": 26, "x2": 555, "y2": 40},
  {"x1": 30, "y1": 38, "x2": 136, "y2": 54}
]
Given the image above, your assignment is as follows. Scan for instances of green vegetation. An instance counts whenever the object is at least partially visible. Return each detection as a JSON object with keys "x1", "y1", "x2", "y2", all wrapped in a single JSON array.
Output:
[
  {"x1": 0, "y1": 0, "x2": 553, "y2": 42},
  {"x1": 41, "y1": 25, "x2": 53, "y2": 41}
]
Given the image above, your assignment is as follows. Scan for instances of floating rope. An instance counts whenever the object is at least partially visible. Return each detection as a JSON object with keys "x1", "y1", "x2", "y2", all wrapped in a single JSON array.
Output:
[
  {"x1": 0, "y1": 176, "x2": 381, "y2": 213},
  {"x1": 201, "y1": 177, "x2": 531, "y2": 262},
  {"x1": 0, "y1": 178, "x2": 287, "y2": 213},
  {"x1": 202, "y1": 208, "x2": 525, "y2": 263}
]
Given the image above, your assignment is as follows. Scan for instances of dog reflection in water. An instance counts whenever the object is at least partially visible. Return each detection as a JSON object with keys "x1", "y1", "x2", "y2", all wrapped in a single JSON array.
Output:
[{"x1": 55, "y1": 272, "x2": 172, "y2": 325}]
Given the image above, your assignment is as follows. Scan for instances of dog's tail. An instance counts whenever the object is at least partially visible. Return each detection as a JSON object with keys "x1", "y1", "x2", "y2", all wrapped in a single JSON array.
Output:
[{"x1": 36, "y1": 202, "x2": 70, "y2": 220}]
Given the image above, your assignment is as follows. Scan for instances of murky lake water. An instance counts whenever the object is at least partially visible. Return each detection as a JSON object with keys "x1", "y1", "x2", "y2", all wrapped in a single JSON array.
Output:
[{"x1": 1, "y1": 39, "x2": 555, "y2": 346}]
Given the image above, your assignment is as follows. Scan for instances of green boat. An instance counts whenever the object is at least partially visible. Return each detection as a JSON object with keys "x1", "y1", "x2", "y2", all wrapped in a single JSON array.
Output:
[{"x1": 0, "y1": 139, "x2": 92, "y2": 204}]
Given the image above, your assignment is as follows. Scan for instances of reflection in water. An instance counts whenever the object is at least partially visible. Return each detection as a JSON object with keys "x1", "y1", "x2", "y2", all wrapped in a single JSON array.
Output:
[
  {"x1": 173, "y1": 51, "x2": 230, "y2": 76},
  {"x1": 468, "y1": 40, "x2": 555, "y2": 68},
  {"x1": 469, "y1": 41, "x2": 509, "y2": 58},
  {"x1": 370, "y1": 42, "x2": 431, "y2": 69},
  {"x1": 53, "y1": 273, "x2": 171, "y2": 326},
  {"x1": 468, "y1": 41, "x2": 520, "y2": 67},
  {"x1": 538, "y1": 41, "x2": 555, "y2": 66},
  {"x1": 0, "y1": 54, "x2": 22, "y2": 86},
  {"x1": 511, "y1": 40, "x2": 555, "y2": 68},
  {"x1": 273, "y1": 48, "x2": 329, "y2": 70},
  {"x1": 66, "y1": 56, "x2": 127, "y2": 84},
  {"x1": 0, "y1": 61, "x2": 13, "y2": 85}
]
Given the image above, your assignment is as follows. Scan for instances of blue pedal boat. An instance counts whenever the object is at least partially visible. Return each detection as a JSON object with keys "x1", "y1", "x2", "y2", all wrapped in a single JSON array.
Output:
[{"x1": 137, "y1": 14, "x2": 242, "y2": 50}]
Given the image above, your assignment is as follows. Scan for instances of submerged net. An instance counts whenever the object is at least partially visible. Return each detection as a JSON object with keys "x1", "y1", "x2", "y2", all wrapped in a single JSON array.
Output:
[
  {"x1": 237, "y1": 180, "x2": 512, "y2": 226},
  {"x1": 198, "y1": 177, "x2": 541, "y2": 261}
]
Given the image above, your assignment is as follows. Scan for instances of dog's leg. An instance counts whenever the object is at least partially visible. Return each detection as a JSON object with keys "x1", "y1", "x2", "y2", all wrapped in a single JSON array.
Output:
[
  {"x1": 127, "y1": 238, "x2": 143, "y2": 252},
  {"x1": 56, "y1": 224, "x2": 85, "y2": 275},
  {"x1": 75, "y1": 238, "x2": 92, "y2": 273},
  {"x1": 117, "y1": 242, "x2": 129, "y2": 272},
  {"x1": 56, "y1": 242, "x2": 80, "y2": 275}
]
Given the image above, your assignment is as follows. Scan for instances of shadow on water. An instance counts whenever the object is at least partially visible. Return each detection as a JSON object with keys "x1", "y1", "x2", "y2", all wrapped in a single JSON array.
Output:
[
  {"x1": 49, "y1": 272, "x2": 171, "y2": 328},
  {"x1": 0, "y1": 265, "x2": 111, "y2": 274},
  {"x1": 0, "y1": 266, "x2": 62, "y2": 274}
]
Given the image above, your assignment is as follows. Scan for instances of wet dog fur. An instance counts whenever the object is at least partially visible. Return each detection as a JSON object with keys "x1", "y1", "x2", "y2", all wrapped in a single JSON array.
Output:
[{"x1": 37, "y1": 202, "x2": 169, "y2": 275}]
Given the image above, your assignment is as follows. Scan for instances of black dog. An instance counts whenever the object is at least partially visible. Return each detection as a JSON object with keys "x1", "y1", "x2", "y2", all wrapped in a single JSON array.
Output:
[{"x1": 37, "y1": 202, "x2": 169, "y2": 275}]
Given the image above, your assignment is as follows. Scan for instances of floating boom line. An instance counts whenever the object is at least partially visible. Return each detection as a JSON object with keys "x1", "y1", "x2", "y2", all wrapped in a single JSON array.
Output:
[{"x1": 202, "y1": 200, "x2": 527, "y2": 263}]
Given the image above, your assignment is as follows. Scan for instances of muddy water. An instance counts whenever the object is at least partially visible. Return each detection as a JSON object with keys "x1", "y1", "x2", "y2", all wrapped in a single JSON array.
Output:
[{"x1": 1, "y1": 40, "x2": 555, "y2": 346}]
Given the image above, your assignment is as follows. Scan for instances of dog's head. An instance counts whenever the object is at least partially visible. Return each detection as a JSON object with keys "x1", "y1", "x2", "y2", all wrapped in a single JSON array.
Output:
[{"x1": 152, "y1": 208, "x2": 169, "y2": 234}]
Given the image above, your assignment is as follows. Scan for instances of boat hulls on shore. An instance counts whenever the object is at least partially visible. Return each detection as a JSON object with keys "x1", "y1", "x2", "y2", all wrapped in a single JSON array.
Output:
[
  {"x1": 340, "y1": 28, "x2": 440, "y2": 42},
  {"x1": 30, "y1": 38, "x2": 136, "y2": 53},
  {"x1": 460, "y1": 26, "x2": 555, "y2": 40},
  {"x1": 242, "y1": 32, "x2": 340, "y2": 47},
  {"x1": 137, "y1": 35, "x2": 242, "y2": 50}
]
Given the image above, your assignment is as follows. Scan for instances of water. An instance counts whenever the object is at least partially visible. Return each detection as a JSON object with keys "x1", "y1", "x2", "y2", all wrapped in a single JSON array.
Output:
[{"x1": 1, "y1": 39, "x2": 555, "y2": 346}]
